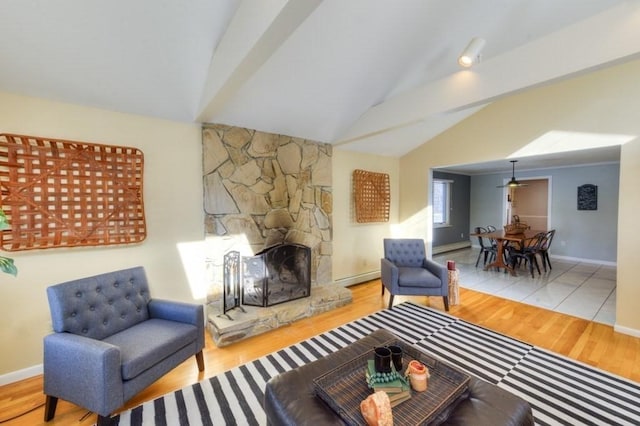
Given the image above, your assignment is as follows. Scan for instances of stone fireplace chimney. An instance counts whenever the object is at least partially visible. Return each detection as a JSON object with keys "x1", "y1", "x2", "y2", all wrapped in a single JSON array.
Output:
[
  {"x1": 202, "y1": 125, "x2": 332, "y2": 287},
  {"x1": 203, "y1": 125, "x2": 352, "y2": 346}
]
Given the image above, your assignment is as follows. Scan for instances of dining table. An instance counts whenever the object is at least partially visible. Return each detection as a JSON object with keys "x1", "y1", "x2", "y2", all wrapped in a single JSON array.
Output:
[{"x1": 472, "y1": 229, "x2": 546, "y2": 276}]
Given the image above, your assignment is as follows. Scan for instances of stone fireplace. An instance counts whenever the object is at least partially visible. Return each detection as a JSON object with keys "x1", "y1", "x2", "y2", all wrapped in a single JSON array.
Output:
[{"x1": 202, "y1": 124, "x2": 351, "y2": 345}]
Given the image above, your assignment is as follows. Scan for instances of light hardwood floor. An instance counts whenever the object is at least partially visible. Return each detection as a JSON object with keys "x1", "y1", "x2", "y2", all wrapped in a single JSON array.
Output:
[{"x1": 2, "y1": 279, "x2": 639, "y2": 425}]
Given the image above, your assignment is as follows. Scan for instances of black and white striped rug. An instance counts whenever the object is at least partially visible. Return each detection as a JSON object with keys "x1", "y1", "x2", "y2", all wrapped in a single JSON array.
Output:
[{"x1": 113, "y1": 302, "x2": 640, "y2": 425}]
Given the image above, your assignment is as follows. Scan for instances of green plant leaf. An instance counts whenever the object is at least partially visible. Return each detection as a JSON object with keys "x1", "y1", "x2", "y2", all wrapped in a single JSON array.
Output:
[
  {"x1": 0, "y1": 209, "x2": 9, "y2": 231},
  {"x1": 0, "y1": 256, "x2": 17, "y2": 277},
  {"x1": 0, "y1": 208, "x2": 17, "y2": 276}
]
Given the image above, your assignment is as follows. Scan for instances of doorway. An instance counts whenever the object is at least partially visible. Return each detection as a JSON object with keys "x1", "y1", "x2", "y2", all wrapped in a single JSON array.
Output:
[{"x1": 503, "y1": 177, "x2": 551, "y2": 229}]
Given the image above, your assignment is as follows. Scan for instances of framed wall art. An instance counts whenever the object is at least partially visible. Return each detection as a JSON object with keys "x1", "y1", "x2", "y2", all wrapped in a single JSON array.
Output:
[{"x1": 577, "y1": 184, "x2": 597, "y2": 211}]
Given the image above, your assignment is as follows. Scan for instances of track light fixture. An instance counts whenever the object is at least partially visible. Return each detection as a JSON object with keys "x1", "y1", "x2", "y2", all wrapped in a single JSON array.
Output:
[{"x1": 458, "y1": 37, "x2": 486, "y2": 68}]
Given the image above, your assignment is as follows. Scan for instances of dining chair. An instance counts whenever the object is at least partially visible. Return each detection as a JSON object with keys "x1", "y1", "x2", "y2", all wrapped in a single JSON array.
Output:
[
  {"x1": 538, "y1": 229, "x2": 556, "y2": 271},
  {"x1": 484, "y1": 225, "x2": 500, "y2": 260},
  {"x1": 505, "y1": 232, "x2": 546, "y2": 277},
  {"x1": 474, "y1": 227, "x2": 497, "y2": 267}
]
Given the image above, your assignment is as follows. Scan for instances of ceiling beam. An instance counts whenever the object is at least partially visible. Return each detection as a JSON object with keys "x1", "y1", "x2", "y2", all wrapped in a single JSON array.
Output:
[
  {"x1": 336, "y1": 2, "x2": 640, "y2": 146},
  {"x1": 196, "y1": 0, "x2": 322, "y2": 122}
]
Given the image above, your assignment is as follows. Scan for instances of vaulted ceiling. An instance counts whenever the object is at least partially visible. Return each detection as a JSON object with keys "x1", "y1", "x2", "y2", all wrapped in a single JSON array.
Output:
[{"x1": 1, "y1": 0, "x2": 639, "y2": 160}]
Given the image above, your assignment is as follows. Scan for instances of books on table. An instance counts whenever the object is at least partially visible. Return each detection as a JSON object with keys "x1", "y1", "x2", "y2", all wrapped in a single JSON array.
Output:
[{"x1": 365, "y1": 359, "x2": 411, "y2": 407}]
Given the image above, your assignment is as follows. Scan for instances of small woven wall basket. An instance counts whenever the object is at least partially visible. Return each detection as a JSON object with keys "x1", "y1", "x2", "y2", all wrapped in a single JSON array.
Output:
[{"x1": 353, "y1": 169, "x2": 390, "y2": 223}]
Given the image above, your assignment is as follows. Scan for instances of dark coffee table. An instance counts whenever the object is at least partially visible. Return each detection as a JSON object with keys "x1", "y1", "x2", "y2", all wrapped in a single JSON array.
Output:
[{"x1": 264, "y1": 329, "x2": 534, "y2": 425}]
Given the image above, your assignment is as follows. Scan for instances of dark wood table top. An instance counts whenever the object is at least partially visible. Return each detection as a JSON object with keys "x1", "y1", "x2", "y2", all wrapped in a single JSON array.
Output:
[{"x1": 478, "y1": 229, "x2": 546, "y2": 242}]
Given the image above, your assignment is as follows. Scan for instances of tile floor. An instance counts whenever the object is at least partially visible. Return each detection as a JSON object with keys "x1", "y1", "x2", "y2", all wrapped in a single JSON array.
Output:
[{"x1": 434, "y1": 248, "x2": 617, "y2": 325}]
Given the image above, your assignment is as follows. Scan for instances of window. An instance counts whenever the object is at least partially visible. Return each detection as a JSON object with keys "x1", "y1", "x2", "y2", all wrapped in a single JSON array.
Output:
[{"x1": 433, "y1": 179, "x2": 452, "y2": 227}]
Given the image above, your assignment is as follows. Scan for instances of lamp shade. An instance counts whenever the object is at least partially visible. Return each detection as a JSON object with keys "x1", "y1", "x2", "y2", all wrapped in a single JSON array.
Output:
[{"x1": 458, "y1": 37, "x2": 486, "y2": 67}]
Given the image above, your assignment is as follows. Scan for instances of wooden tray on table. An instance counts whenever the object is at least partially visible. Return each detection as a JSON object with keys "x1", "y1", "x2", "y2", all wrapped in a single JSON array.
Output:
[{"x1": 313, "y1": 339, "x2": 470, "y2": 425}]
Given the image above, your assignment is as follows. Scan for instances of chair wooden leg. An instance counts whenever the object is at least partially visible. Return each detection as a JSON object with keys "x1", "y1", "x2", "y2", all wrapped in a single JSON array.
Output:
[
  {"x1": 443, "y1": 296, "x2": 449, "y2": 311},
  {"x1": 388, "y1": 295, "x2": 394, "y2": 309},
  {"x1": 381, "y1": 283, "x2": 385, "y2": 295},
  {"x1": 44, "y1": 395, "x2": 58, "y2": 421},
  {"x1": 97, "y1": 414, "x2": 116, "y2": 426},
  {"x1": 195, "y1": 350, "x2": 205, "y2": 372}
]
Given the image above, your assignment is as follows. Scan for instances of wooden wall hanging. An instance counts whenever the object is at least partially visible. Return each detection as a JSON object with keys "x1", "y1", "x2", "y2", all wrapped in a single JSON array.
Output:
[
  {"x1": 0, "y1": 134, "x2": 146, "y2": 251},
  {"x1": 353, "y1": 169, "x2": 390, "y2": 223}
]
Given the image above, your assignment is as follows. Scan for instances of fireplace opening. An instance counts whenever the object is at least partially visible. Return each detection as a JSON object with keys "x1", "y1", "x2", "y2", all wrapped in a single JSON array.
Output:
[{"x1": 242, "y1": 243, "x2": 311, "y2": 307}]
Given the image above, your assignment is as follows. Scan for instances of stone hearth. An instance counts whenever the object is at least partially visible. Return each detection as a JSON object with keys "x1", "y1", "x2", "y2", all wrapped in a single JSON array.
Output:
[{"x1": 207, "y1": 284, "x2": 352, "y2": 346}]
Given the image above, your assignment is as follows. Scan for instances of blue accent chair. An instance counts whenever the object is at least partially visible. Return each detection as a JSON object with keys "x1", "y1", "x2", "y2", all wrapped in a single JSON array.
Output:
[
  {"x1": 381, "y1": 238, "x2": 449, "y2": 310},
  {"x1": 43, "y1": 266, "x2": 205, "y2": 425}
]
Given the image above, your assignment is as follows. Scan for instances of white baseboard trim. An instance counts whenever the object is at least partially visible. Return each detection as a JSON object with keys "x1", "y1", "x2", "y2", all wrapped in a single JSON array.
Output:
[
  {"x1": 467, "y1": 247, "x2": 616, "y2": 267},
  {"x1": 334, "y1": 271, "x2": 380, "y2": 287},
  {"x1": 0, "y1": 363, "x2": 42, "y2": 386},
  {"x1": 432, "y1": 241, "x2": 471, "y2": 254},
  {"x1": 614, "y1": 324, "x2": 640, "y2": 338},
  {"x1": 550, "y1": 254, "x2": 616, "y2": 267}
]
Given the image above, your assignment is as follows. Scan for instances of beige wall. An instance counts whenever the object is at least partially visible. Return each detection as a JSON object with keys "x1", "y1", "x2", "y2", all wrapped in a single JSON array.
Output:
[
  {"x1": 616, "y1": 138, "x2": 640, "y2": 332},
  {"x1": 0, "y1": 94, "x2": 402, "y2": 379},
  {"x1": 0, "y1": 92, "x2": 204, "y2": 377},
  {"x1": 399, "y1": 59, "x2": 640, "y2": 336},
  {"x1": 332, "y1": 150, "x2": 399, "y2": 284}
]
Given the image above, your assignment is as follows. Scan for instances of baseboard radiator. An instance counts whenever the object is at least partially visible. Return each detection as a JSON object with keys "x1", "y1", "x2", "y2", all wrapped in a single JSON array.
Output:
[{"x1": 334, "y1": 271, "x2": 380, "y2": 287}]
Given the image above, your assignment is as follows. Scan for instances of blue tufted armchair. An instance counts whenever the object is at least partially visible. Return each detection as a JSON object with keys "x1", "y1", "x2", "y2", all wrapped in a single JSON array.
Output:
[
  {"x1": 381, "y1": 238, "x2": 449, "y2": 310},
  {"x1": 43, "y1": 266, "x2": 205, "y2": 425}
]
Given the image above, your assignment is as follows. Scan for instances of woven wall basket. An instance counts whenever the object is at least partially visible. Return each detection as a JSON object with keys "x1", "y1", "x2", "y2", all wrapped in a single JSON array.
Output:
[
  {"x1": 0, "y1": 134, "x2": 146, "y2": 251},
  {"x1": 353, "y1": 169, "x2": 390, "y2": 223}
]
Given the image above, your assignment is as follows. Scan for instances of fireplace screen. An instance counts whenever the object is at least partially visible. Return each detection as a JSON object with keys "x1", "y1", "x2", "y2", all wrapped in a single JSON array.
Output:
[
  {"x1": 222, "y1": 251, "x2": 242, "y2": 315},
  {"x1": 242, "y1": 243, "x2": 311, "y2": 307}
]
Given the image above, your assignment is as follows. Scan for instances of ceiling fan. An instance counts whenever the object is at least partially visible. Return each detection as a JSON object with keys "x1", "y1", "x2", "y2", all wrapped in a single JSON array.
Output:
[{"x1": 497, "y1": 160, "x2": 528, "y2": 188}]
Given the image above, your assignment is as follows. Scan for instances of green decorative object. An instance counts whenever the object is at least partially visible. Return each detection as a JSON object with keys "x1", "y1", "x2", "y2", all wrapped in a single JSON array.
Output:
[{"x1": 0, "y1": 209, "x2": 17, "y2": 276}]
